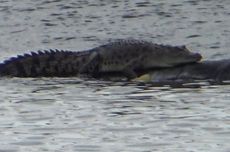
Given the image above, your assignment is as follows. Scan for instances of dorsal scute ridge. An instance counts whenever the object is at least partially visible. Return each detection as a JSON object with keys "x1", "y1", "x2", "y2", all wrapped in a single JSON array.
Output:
[
  {"x1": 16, "y1": 55, "x2": 24, "y2": 58},
  {"x1": 113, "y1": 40, "x2": 183, "y2": 48},
  {"x1": 49, "y1": 49, "x2": 55, "y2": 52},
  {"x1": 99, "y1": 39, "x2": 172, "y2": 49},
  {"x1": 1, "y1": 49, "x2": 80, "y2": 64},
  {"x1": 37, "y1": 50, "x2": 44, "y2": 55},
  {"x1": 23, "y1": 53, "x2": 31, "y2": 57},
  {"x1": 31, "y1": 51, "x2": 37, "y2": 56}
]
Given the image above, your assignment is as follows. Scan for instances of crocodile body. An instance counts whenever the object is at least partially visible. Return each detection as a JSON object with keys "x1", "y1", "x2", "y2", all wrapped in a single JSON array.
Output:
[
  {"x1": 78, "y1": 39, "x2": 202, "y2": 78},
  {"x1": 0, "y1": 39, "x2": 202, "y2": 78}
]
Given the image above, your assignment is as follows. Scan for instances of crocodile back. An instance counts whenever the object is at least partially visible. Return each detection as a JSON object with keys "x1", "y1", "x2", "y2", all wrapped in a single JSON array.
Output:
[{"x1": 94, "y1": 39, "x2": 201, "y2": 72}]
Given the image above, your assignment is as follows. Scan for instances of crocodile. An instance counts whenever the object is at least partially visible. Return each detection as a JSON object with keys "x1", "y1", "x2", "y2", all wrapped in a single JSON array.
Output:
[
  {"x1": 134, "y1": 59, "x2": 230, "y2": 83},
  {"x1": 0, "y1": 39, "x2": 202, "y2": 78}
]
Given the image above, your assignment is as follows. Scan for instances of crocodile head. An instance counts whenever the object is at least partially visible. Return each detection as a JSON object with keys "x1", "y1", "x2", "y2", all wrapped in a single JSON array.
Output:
[
  {"x1": 144, "y1": 45, "x2": 202, "y2": 68},
  {"x1": 165, "y1": 45, "x2": 202, "y2": 65}
]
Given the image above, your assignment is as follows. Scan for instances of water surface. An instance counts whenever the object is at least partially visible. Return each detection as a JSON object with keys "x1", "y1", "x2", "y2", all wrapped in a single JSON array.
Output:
[{"x1": 0, "y1": 0, "x2": 230, "y2": 151}]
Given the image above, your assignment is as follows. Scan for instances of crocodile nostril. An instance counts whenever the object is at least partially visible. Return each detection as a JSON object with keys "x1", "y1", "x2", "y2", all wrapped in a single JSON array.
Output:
[{"x1": 194, "y1": 53, "x2": 202, "y2": 61}]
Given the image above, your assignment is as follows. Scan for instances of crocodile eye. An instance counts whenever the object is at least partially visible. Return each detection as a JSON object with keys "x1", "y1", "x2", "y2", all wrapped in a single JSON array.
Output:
[
  {"x1": 177, "y1": 45, "x2": 186, "y2": 50},
  {"x1": 182, "y1": 45, "x2": 187, "y2": 50},
  {"x1": 175, "y1": 45, "x2": 189, "y2": 53}
]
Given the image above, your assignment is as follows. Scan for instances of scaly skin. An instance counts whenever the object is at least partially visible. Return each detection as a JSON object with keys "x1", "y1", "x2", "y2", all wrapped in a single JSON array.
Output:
[
  {"x1": 0, "y1": 39, "x2": 202, "y2": 78},
  {"x1": 0, "y1": 49, "x2": 99, "y2": 77},
  {"x1": 85, "y1": 39, "x2": 202, "y2": 78}
]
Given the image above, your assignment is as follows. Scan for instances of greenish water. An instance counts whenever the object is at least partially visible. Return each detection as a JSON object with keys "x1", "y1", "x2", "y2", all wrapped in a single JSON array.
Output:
[{"x1": 0, "y1": 0, "x2": 230, "y2": 151}]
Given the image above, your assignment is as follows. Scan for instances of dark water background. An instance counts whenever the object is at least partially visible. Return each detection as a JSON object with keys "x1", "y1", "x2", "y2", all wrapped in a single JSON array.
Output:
[{"x1": 0, "y1": 0, "x2": 230, "y2": 151}]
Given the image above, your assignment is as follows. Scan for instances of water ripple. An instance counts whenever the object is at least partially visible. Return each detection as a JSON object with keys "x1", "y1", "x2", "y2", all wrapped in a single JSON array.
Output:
[{"x1": 0, "y1": 0, "x2": 230, "y2": 151}]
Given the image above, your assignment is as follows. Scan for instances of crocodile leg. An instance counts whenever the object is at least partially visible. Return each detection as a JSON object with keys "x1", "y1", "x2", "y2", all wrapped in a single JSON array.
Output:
[{"x1": 122, "y1": 67, "x2": 137, "y2": 79}]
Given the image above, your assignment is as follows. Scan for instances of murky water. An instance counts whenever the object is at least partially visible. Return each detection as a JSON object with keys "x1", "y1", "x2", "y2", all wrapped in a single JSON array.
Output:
[{"x1": 0, "y1": 0, "x2": 230, "y2": 151}]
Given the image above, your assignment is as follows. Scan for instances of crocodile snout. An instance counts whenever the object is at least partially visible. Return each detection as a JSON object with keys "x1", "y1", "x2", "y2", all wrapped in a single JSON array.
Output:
[{"x1": 192, "y1": 52, "x2": 202, "y2": 61}]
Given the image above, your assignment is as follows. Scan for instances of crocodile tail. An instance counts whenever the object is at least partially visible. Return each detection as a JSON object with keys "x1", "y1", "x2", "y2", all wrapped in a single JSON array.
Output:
[{"x1": 0, "y1": 49, "x2": 90, "y2": 77}]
